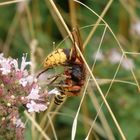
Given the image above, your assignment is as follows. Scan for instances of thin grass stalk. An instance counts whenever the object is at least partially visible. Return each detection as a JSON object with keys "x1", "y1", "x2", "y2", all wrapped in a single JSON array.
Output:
[
  {"x1": 3, "y1": 12, "x2": 19, "y2": 57},
  {"x1": 125, "y1": 52, "x2": 140, "y2": 55},
  {"x1": 74, "y1": 0, "x2": 121, "y2": 53},
  {"x1": 88, "y1": 25, "x2": 115, "y2": 140},
  {"x1": 85, "y1": 25, "x2": 124, "y2": 140},
  {"x1": 39, "y1": 98, "x2": 56, "y2": 136},
  {"x1": 88, "y1": 88, "x2": 115, "y2": 140},
  {"x1": 82, "y1": 0, "x2": 113, "y2": 49},
  {"x1": 93, "y1": 133, "x2": 100, "y2": 140},
  {"x1": 81, "y1": 98, "x2": 94, "y2": 140},
  {"x1": 24, "y1": 111, "x2": 51, "y2": 140},
  {"x1": 25, "y1": 1, "x2": 37, "y2": 73},
  {"x1": 45, "y1": 100, "x2": 66, "y2": 127},
  {"x1": 118, "y1": 4, "x2": 130, "y2": 40},
  {"x1": 24, "y1": 3, "x2": 38, "y2": 139},
  {"x1": 47, "y1": 114, "x2": 58, "y2": 140},
  {"x1": 119, "y1": 0, "x2": 138, "y2": 21},
  {"x1": 50, "y1": 110, "x2": 107, "y2": 139},
  {"x1": 77, "y1": 25, "x2": 109, "y2": 140},
  {"x1": 29, "y1": 40, "x2": 38, "y2": 140},
  {"x1": 0, "y1": 0, "x2": 26, "y2": 6},
  {"x1": 32, "y1": 0, "x2": 42, "y2": 33},
  {"x1": 94, "y1": 78, "x2": 138, "y2": 87},
  {"x1": 69, "y1": 0, "x2": 78, "y2": 28},
  {"x1": 24, "y1": 2, "x2": 35, "y2": 39},
  {"x1": 40, "y1": 98, "x2": 65, "y2": 128},
  {"x1": 123, "y1": 54, "x2": 140, "y2": 90},
  {"x1": 110, "y1": 37, "x2": 140, "y2": 92},
  {"x1": 47, "y1": 0, "x2": 73, "y2": 41},
  {"x1": 92, "y1": 25, "x2": 107, "y2": 70},
  {"x1": 45, "y1": 0, "x2": 70, "y2": 44},
  {"x1": 85, "y1": 54, "x2": 123, "y2": 140},
  {"x1": 103, "y1": 55, "x2": 124, "y2": 100},
  {"x1": 71, "y1": 66, "x2": 91, "y2": 140},
  {"x1": 90, "y1": 4, "x2": 140, "y2": 92},
  {"x1": 39, "y1": 100, "x2": 66, "y2": 140}
]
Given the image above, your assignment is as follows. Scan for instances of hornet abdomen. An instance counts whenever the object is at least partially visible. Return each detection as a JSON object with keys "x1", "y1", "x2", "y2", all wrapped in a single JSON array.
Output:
[{"x1": 54, "y1": 93, "x2": 66, "y2": 105}]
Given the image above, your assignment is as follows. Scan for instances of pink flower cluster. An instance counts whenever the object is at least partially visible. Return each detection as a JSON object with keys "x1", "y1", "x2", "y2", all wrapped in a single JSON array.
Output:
[{"x1": 0, "y1": 53, "x2": 49, "y2": 140}]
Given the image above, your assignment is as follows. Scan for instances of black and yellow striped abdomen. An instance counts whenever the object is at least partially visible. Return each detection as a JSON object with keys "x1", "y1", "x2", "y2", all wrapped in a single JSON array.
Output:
[{"x1": 54, "y1": 93, "x2": 66, "y2": 105}]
